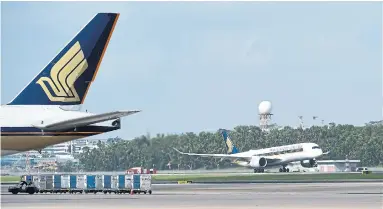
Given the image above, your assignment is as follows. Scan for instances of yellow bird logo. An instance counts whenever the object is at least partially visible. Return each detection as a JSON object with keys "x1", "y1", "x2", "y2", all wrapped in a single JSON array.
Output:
[
  {"x1": 226, "y1": 137, "x2": 234, "y2": 154},
  {"x1": 36, "y1": 41, "x2": 88, "y2": 102}
]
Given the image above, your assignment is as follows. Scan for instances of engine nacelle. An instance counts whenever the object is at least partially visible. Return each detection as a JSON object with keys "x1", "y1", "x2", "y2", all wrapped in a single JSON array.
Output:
[
  {"x1": 300, "y1": 159, "x2": 318, "y2": 168},
  {"x1": 249, "y1": 156, "x2": 267, "y2": 168}
]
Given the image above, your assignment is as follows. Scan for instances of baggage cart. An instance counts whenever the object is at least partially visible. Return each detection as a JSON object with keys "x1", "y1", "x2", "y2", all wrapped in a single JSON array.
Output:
[
  {"x1": 38, "y1": 175, "x2": 47, "y2": 193},
  {"x1": 69, "y1": 175, "x2": 83, "y2": 194},
  {"x1": 96, "y1": 175, "x2": 103, "y2": 192},
  {"x1": 111, "y1": 175, "x2": 118, "y2": 192},
  {"x1": 131, "y1": 174, "x2": 152, "y2": 194},
  {"x1": 133, "y1": 174, "x2": 140, "y2": 193},
  {"x1": 76, "y1": 175, "x2": 86, "y2": 193},
  {"x1": 117, "y1": 174, "x2": 132, "y2": 194},
  {"x1": 60, "y1": 175, "x2": 70, "y2": 193},
  {"x1": 53, "y1": 174, "x2": 63, "y2": 193},
  {"x1": 140, "y1": 174, "x2": 152, "y2": 194},
  {"x1": 102, "y1": 175, "x2": 117, "y2": 194},
  {"x1": 85, "y1": 175, "x2": 101, "y2": 194},
  {"x1": 117, "y1": 174, "x2": 125, "y2": 193},
  {"x1": 46, "y1": 175, "x2": 54, "y2": 193}
]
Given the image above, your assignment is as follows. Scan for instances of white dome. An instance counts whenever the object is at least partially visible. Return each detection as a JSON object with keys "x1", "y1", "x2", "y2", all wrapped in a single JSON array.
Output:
[{"x1": 258, "y1": 101, "x2": 272, "y2": 114}]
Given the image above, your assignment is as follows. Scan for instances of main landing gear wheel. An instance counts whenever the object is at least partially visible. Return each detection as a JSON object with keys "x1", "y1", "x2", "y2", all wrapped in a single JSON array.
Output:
[
  {"x1": 279, "y1": 167, "x2": 290, "y2": 172},
  {"x1": 253, "y1": 168, "x2": 265, "y2": 173}
]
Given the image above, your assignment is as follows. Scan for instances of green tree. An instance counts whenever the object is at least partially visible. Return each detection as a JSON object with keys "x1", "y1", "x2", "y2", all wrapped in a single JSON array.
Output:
[{"x1": 77, "y1": 123, "x2": 383, "y2": 171}]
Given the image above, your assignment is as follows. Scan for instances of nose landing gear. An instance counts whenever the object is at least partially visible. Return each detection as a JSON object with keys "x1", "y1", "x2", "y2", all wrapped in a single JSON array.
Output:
[{"x1": 279, "y1": 166, "x2": 290, "y2": 172}]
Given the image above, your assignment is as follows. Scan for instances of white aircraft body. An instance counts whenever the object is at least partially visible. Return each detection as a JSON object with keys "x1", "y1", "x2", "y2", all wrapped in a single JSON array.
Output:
[
  {"x1": 1, "y1": 13, "x2": 140, "y2": 156},
  {"x1": 174, "y1": 129, "x2": 329, "y2": 173}
]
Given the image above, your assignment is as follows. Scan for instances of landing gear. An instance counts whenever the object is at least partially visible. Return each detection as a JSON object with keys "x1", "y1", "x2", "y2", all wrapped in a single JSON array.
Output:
[
  {"x1": 253, "y1": 168, "x2": 265, "y2": 173},
  {"x1": 279, "y1": 166, "x2": 290, "y2": 173}
]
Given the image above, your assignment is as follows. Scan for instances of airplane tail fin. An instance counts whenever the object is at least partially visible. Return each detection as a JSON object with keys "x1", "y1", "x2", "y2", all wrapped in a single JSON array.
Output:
[
  {"x1": 219, "y1": 129, "x2": 239, "y2": 154},
  {"x1": 8, "y1": 13, "x2": 120, "y2": 106}
]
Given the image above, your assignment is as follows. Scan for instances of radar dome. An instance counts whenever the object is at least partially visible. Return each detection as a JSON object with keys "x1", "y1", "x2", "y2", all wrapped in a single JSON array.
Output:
[{"x1": 258, "y1": 101, "x2": 272, "y2": 114}]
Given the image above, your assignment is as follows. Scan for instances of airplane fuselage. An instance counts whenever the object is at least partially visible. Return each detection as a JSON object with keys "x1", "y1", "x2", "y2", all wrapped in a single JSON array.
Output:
[
  {"x1": 230, "y1": 143, "x2": 323, "y2": 169},
  {"x1": 0, "y1": 105, "x2": 120, "y2": 156}
]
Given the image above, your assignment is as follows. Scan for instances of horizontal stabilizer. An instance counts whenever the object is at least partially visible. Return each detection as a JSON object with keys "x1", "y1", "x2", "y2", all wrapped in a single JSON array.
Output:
[{"x1": 32, "y1": 110, "x2": 140, "y2": 131}]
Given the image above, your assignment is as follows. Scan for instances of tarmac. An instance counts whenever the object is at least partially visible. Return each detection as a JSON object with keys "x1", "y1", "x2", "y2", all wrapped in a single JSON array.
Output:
[{"x1": 1, "y1": 182, "x2": 382, "y2": 209}]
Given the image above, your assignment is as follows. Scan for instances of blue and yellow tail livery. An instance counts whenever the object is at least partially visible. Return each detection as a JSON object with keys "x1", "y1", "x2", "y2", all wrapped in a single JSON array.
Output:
[
  {"x1": 9, "y1": 13, "x2": 119, "y2": 105},
  {"x1": 219, "y1": 129, "x2": 239, "y2": 154}
]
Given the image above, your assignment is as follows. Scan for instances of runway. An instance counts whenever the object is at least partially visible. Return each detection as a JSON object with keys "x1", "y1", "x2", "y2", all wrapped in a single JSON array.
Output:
[{"x1": 1, "y1": 182, "x2": 382, "y2": 209}]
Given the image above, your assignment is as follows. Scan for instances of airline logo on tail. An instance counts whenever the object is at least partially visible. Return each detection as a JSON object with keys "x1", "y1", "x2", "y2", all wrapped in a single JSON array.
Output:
[
  {"x1": 226, "y1": 135, "x2": 234, "y2": 154},
  {"x1": 36, "y1": 41, "x2": 88, "y2": 102},
  {"x1": 220, "y1": 129, "x2": 239, "y2": 154},
  {"x1": 8, "y1": 13, "x2": 119, "y2": 106}
]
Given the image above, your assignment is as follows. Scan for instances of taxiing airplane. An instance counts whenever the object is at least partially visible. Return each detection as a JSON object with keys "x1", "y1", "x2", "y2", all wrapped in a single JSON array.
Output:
[
  {"x1": 173, "y1": 129, "x2": 329, "y2": 173},
  {"x1": 0, "y1": 13, "x2": 140, "y2": 156}
]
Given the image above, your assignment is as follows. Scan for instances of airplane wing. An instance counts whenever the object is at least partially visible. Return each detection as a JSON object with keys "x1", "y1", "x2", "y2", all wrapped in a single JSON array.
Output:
[
  {"x1": 172, "y1": 148, "x2": 235, "y2": 158},
  {"x1": 172, "y1": 148, "x2": 282, "y2": 163},
  {"x1": 32, "y1": 110, "x2": 140, "y2": 131}
]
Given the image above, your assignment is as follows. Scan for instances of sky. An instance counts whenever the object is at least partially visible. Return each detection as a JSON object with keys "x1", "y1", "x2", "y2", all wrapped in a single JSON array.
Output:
[{"x1": 1, "y1": 2, "x2": 382, "y2": 140}]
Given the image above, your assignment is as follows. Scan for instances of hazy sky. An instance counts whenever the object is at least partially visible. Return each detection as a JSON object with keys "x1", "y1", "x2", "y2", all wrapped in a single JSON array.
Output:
[{"x1": 1, "y1": 2, "x2": 382, "y2": 139}]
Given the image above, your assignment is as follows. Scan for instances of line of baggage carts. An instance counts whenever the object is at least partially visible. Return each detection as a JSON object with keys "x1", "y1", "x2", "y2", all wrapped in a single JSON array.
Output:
[{"x1": 21, "y1": 173, "x2": 152, "y2": 195}]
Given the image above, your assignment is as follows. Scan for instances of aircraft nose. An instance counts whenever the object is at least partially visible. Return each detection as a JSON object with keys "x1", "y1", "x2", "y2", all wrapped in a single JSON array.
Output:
[{"x1": 318, "y1": 149, "x2": 323, "y2": 156}]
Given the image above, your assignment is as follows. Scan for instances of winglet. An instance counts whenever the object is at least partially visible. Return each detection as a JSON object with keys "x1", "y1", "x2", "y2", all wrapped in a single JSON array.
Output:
[{"x1": 172, "y1": 147, "x2": 183, "y2": 154}]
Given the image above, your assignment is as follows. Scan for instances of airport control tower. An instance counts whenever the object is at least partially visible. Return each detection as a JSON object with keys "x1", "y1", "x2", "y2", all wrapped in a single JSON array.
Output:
[{"x1": 258, "y1": 101, "x2": 273, "y2": 132}]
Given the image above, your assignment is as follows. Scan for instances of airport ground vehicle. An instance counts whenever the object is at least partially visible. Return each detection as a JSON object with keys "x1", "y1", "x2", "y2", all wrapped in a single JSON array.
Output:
[{"x1": 8, "y1": 181, "x2": 39, "y2": 195}]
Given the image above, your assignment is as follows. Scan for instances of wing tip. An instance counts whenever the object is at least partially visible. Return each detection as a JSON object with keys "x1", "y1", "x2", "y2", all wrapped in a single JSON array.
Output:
[
  {"x1": 172, "y1": 147, "x2": 184, "y2": 154},
  {"x1": 117, "y1": 110, "x2": 142, "y2": 115}
]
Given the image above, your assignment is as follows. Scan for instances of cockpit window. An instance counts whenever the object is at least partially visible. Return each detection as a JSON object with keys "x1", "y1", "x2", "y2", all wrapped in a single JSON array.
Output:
[{"x1": 312, "y1": 146, "x2": 320, "y2": 149}]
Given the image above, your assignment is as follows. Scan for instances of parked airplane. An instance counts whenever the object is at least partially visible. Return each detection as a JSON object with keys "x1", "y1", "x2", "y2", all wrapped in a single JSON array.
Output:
[
  {"x1": 173, "y1": 129, "x2": 329, "y2": 173},
  {"x1": 0, "y1": 13, "x2": 140, "y2": 156}
]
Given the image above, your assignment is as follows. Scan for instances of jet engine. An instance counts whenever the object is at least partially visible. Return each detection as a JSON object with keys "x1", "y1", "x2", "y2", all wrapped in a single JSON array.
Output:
[
  {"x1": 112, "y1": 119, "x2": 121, "y2": 127},
  {"x1": 300, "y1": 159, "x2": 318, "y2": 168},
  {"x1": 249, "y1": 156, "x2": 267, "y2": 168}
]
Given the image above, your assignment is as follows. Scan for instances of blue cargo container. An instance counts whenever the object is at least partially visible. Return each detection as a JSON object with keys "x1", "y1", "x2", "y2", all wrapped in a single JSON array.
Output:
[
  {"x1": 118, "y1": 175, "x2": 125, "y2": 189},
  {"x1": 133, "y1": 174, "x2": 140, "y2": 190},
  {"x1": 70, "y1": 175, "x2": 77, "y2": 189},
  {"x1": 87, "y1": 175, "x2": 96, "y2": 189},
  {"x1": 103, "y1": 175, "x2": 111, "y2": 189},
  {"x1": 26, "y1": 175, "x2": 33, "y2": 182},
  {"x1": 54, "y1": 175, "x2": 61, "y2": 189},
  {"x1": 21, "y1": 175, "x2": 33, "y2": 182}
]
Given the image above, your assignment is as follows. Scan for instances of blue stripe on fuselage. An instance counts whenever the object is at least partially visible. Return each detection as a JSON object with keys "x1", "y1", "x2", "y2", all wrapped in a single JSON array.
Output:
[{"x1": 0, "y1": 126, "x2": 119, "y2": 136}]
